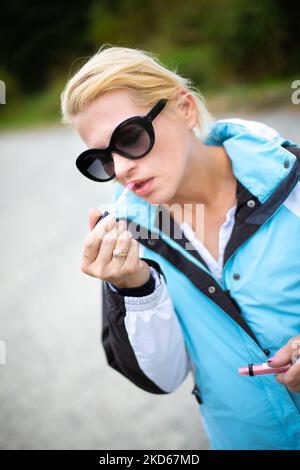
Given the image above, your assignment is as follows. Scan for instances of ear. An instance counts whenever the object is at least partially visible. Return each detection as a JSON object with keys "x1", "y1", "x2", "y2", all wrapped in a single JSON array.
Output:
[{"x1": 174, "y1": 87, "x2": 198, "y2": 130}]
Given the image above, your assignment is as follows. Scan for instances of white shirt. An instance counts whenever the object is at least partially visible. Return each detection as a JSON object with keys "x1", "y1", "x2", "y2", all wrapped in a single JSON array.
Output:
[{"x1": 180, "y1": 204, "x2": 237, "y2": 283}]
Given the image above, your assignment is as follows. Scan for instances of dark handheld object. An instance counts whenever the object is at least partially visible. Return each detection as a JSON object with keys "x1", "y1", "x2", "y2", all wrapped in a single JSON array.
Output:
[{"x1": 96, "y1": 210, "x2": 110, "y2": 225}]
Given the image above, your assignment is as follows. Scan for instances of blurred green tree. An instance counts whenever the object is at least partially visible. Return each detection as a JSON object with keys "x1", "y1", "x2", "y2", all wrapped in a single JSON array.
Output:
[
  {"x1": 0, "y1": 0, "x2": 93, "y2": 92},
  {"x1": 1, "y1": 0, "x2": 299, "y2": 95}
]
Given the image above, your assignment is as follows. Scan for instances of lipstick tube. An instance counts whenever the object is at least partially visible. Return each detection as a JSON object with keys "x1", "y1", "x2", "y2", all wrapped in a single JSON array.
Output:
[
  {"x1": 238, "y1": 362, "x2": 292, "y2": 376},
  {"x1": 239, "y1": 351, "x2": 300, "y2": 376},
  {"x1": 95, "y1": 182, "x2": 135, "y2": 225}
]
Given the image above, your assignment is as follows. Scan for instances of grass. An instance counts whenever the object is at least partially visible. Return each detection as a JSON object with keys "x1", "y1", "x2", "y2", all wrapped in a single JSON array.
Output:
[{"x1": 0, "y1": 77, "x2": 66, "y2": 130}]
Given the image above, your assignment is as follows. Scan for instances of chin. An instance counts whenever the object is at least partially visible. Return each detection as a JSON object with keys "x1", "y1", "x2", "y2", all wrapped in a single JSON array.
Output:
[{"x1": 146, "y1": 188, "x2": 175, "y2": 206}]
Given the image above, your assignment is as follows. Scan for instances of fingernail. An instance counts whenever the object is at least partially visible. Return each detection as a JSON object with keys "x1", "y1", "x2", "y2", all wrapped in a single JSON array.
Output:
[{"x1": 267, "y1": 354, "x2": 284, "y2": 363}]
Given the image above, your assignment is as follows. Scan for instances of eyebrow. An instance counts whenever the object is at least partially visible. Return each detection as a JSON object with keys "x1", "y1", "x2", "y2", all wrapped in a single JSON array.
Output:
[{"x1": 90, "y1": 130, "x2": 111, "y2": 149}]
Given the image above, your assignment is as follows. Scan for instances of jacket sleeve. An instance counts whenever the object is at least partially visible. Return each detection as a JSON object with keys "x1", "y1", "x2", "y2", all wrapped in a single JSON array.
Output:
[{"x1": 101, "y1": 258, "x2": 192, "y2": 394}]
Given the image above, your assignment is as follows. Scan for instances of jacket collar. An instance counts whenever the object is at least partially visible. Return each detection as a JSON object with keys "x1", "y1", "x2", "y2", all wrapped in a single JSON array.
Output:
[
  {"x1": 203, "y1": 118, "x2": 297, "y2": 203},
  {"x1": 112, "y1": 118, "x2": 298, "y2": 231}
]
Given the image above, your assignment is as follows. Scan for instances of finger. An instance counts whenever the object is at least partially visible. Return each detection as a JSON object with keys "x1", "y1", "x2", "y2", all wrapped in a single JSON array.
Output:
[
  {"x1": 88, "y1": 208, "x2": 101, "y2": 231},
  {"x1": 85, "y1": 213, "x2": 116, "y2": 248},
  {"x1": 93, "y1": 214, "x2": 127, "y2": 241},
  {"x1": 114, "y1": 221, "x2": 130, "y2": 250},
  {"x1": 275, "y1": 373, "x2": 286, "y2": 385},
  {"x1": 97, "y1": 226, "x2": 120, "y2": 267},
  {"x1": 83, "y1": 214, "x2": 117, "y2": 264},
  {"x1": 110, "y1": 220, "x2": 128, "y2": 253},
  {"x1": 97, "y1": 222, "x2": 128, "y2": 266},
  {"x1": 116, "y1": 219, "x2": 128, "y2": 237},
  {"x1": 112, "y1": 230, "x2": 133, "y2": 259},
  {"x1": 275, "y1": 372, "x2": 300, "y2": 391},
  {"x1": 267, "y1": 343, "x2": 295, "y2": 367},
  {"x1": 121, "y1": 237, "x2": 140, "y2": 271},
  {"x1": 275, "y1": 360, "x2": 300, "y2": 389},
  {"x1": 110, "y1": 235, "x2": 137, "y2": 273}
]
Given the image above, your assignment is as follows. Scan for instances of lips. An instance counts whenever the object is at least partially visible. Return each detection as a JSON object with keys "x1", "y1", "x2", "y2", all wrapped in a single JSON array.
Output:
[
  {"x1": 131, "y1": 177, "x2": 154, "y2": 196},
  {"x1": 130, "y1": 178, "x2": 151, "y2": 189}
]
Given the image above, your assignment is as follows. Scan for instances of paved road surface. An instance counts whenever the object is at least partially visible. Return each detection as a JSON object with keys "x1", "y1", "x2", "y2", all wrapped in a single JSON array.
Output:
[{"x1": 0, "y1": 106, "x2": 299, "y2": 449}]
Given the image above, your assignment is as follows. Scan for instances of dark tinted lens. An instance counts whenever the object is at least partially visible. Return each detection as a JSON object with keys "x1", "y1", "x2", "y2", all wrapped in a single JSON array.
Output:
[
  {"x1": 114, "y1": 121, "x2": 150, "y2": 157},
  {"x1": 82, "y1": 152, "x2": 114, "y2": 180}
]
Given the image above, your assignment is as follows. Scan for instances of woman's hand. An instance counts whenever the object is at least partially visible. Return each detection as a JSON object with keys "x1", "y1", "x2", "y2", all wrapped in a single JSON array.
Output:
[
  {"x1": 268, "y1": 335, "x2": 300, "y2": 392},
  {"x1": 81, "y1": 208, "x2": 151, "y2": 289}
]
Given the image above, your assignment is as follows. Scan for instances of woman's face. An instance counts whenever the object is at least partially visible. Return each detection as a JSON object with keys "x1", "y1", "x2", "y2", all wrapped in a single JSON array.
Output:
[{"x1": 72, "y1": 88, "x2": 198, "y2": 205}]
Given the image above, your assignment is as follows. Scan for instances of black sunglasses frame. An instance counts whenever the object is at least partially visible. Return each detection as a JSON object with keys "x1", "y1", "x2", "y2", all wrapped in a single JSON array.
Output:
[{"x1": 76, "y1": 99, "x2": 168, "y2": 182}]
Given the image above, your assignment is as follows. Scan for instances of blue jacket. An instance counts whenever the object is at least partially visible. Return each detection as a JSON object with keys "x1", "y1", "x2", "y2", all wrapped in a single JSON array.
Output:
[{"x1": 101, "y1": 118, "x2": 300, "y2": 450}]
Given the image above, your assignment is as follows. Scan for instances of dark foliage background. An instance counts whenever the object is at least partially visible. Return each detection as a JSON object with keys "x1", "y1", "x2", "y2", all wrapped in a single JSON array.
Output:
[{"x1": 0, "y1": 0, "x2": 299, "y2": 126}]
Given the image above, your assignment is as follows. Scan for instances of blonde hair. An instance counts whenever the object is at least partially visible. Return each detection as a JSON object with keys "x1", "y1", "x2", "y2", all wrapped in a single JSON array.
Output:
[{"x1": 60, "y1": 45, "x2": 213, "y2": 136}]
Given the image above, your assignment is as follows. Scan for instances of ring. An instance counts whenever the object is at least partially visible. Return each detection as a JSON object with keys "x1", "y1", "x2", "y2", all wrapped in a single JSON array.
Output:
[
  {"x1": 113, "y1": 248, "x2": 128, "y2": 258},
  {"x1": 291, "y1": 340, "x2": 300, "y2": 364},
  {"x1": 291, "y1": 351, "x2": 300, "y2": 365}
]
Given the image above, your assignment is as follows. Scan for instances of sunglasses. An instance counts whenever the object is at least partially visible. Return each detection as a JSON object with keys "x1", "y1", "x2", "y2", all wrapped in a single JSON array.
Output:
[{"x1": 76, "y1": 99, "x2": 167, "y2": 182}]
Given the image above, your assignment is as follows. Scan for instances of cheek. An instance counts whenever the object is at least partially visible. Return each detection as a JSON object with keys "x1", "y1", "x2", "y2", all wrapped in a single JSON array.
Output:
[
  {"x1": 152, "y1": 127, "x2": 187, "y2": 174},
  {"x1": 141, "y1": 124, "x2": 189, "y2": 202}
]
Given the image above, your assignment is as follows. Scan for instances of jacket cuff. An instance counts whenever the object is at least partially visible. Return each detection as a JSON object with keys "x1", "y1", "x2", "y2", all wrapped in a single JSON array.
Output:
[
  {"x1": 109, "y1": 269, "x2": 156, "y2": 297},
  {"x1": 107, "y1": 258, "x2": 166, "y2": 298}
]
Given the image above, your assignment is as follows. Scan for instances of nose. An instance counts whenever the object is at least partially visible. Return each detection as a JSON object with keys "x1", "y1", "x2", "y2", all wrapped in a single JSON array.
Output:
[{"x1": 112, "y1": 153, "x2": 138, "y2": 180}]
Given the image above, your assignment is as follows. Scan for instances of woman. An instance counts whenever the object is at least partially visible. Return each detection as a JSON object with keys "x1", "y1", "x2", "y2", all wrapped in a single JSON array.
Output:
[{"x1": 60, "y1": 45, "x2": 300, "y2": 450}]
